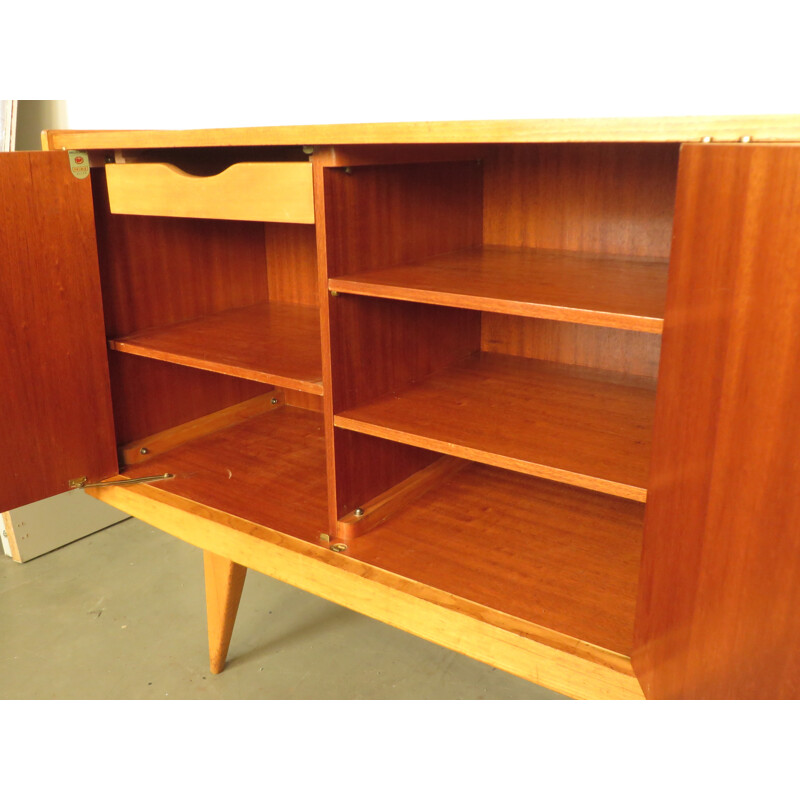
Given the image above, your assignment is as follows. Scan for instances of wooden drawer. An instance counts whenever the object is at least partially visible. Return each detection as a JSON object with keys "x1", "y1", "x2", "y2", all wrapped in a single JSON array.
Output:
[{"x1": 105, "y1": 162, "x2": 315, "y2": 223}]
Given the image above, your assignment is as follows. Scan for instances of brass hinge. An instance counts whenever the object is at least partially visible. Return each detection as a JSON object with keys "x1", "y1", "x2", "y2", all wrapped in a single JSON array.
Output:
[{"x1": 69, "y1": 473, "x2": 175, "y2": 490}]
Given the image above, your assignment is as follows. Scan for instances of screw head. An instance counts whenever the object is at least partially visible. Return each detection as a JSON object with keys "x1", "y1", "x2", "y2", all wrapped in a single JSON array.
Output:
[
  {"x1": 140, "y1": 447, "x2": 149, "y2": 455},
  {"x1": 330, "y1": 543, "x2": 348, "y2": 553},
  {"x1": 271, "y1": 397, "x2": 278, "y2": 405},
  {"x1": 701, "y1": 136, "x2": 712, "y2": 143},
  {"x1": 354, "y1": 508, "x2": 365, "y2": 517},
  {"x1": 739, "y1": 135, "x2": 752, "y2": 143}
]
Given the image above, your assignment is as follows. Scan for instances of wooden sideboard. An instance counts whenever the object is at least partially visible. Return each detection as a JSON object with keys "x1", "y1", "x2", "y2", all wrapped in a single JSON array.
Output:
[{"x1": 2, "y1": 115, "x2": 799, "y2": 699}]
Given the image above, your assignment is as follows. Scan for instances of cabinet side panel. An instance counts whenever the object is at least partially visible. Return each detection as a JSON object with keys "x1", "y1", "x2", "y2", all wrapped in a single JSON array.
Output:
[
  {"x1": 634, "y1": 144, "x2": 800, "y2": 699},
  {"x1": 0, "y1": 152, "x2": 117, "y2": 510}
]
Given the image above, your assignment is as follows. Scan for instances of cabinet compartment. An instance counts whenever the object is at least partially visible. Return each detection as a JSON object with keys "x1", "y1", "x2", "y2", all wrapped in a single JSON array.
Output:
[
  {"x1": 89, "y1": 160, "x2": 326, "y2": 537},
  {"x1": 322, "y1": 145, "x2": 675, "y2": 518},
  {"x1": 109, "y1": 302, "x2": 323, "y2": 394},
  {"x1": 105, "y1": 161, "x2": 315, "y2": 223},
  {"x1": 122, "y1": 403, "x2": 327, "y2": 543},
  {"x1": 329, "y1": 245, "x2": 668, "y2": 333},
  {"x1": 92, "y1": 167, "x2": 322, "y2": 448},
  {"x1": 344, "y1": 454, "x2": 644, "y2": 659},
  {"x1": 334, "y1": 306, "x2": 656, "y2": 502}
]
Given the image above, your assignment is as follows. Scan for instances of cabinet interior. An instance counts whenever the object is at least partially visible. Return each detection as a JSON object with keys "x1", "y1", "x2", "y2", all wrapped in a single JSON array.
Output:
[{"x1": 91, "y1": 141, "x2": 680, "y2": 660}]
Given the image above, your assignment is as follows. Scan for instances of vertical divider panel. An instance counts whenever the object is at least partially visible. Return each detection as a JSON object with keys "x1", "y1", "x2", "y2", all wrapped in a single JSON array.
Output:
[{"x1": 314, "y1": 151, "x2": 484, "y2": 532}]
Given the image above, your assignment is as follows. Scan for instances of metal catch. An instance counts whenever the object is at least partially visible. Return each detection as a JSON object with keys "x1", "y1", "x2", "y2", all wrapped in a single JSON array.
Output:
[{"x1": 69, "y1": 473, "x2": 175, "y2": 490}]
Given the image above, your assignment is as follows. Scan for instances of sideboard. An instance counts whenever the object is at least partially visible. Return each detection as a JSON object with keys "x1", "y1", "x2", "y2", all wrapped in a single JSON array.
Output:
[{"x1": 2, "y1": 115, "x2": 799, "y2": 699}]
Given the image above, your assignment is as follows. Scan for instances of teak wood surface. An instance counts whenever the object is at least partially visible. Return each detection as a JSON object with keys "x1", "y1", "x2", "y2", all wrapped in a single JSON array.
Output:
[
  {"x1": 109, "y1": 302, "x2": 324, "y2": 394},
  {"x1": 634, "y1": 143, "x2": 800, "y2": 699},
  {"x1": 483, "y1": 143, "x2": 679, "y2": 260},
  {"x1": 123, "y1": 407, "x2": 328, "y2": 543},
  {"x1": 119, "y1": 391, "x2": 283, "y2": 466},
  {"x1": 105, "y1": 162, "x2": 315, "y2": 223},
  {"x1": 336, "y1": 352, "x2": 656, "y2": 501},
  {"x1": 86, "y1": 479, "x2": 644, "y2": 699},
  {"x1": 15, "y1": 118, "x2": 800, "y2": 699},
  {"x1": 328, "y1": 245, "x2": 668, "y2": 332},
  {"x1": 481, "y1": 316, "x2": 662, "y2": 379},
  {"x1": 45, "y1": 114, "x2": 800, "y2": 150},
  {"x1": 204, "y1": 551, "x2": 247, "y2": 674},
  {"x1": 346, "y1": 462, "x2": 645, "y2": 657},
  {"x1": 0, "y1": 152, "x2": 117, "y2": 511},
  {"x1": 107, "y1": 352, "x2": 267, "y2": 445}
]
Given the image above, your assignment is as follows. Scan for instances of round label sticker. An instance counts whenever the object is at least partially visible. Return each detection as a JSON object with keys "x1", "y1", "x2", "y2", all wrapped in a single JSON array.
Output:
[{"x1": 68, "y1": 150, "x2": 90, "y2": 179}]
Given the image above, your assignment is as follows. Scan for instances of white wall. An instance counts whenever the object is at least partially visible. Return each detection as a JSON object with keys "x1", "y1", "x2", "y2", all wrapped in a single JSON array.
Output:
[{"x1": 56, "y1": 2, "x2": 798, "y2": 132}]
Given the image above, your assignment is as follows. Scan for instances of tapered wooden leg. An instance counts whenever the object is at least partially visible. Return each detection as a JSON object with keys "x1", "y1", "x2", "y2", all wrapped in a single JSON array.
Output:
[{"x1": 203, "y1": 550, "x2": 247, "y2": 674}]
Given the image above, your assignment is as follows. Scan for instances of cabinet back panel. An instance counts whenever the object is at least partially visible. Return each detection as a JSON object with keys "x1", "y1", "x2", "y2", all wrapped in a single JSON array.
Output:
[
  {"x1": 91, "y1": 170, "x2": 269, "y2": 338},
  {"x1": 481, "y1": 314, "x2": 662, "y2": 379},
  {"x1": 109, "y1": 352, "x2": 266, "y2": 445},
  {"x1": 483, "y1": 143, "x2": 679, "y2": 259},
  {"x1": 322, "y1": 161, "x2": 483, "y2": 278},
  {"x1": 330, "y1": 295, "x2": 481, "y2": 413},
  {"x1": 265, "y1": 222, "x2": 319, "y2": 307}
]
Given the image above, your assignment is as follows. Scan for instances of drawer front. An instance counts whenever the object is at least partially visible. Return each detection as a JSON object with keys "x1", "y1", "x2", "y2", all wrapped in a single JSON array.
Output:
[{"x1": 105, "y1": 162, "x2": 315, "y2": 223}]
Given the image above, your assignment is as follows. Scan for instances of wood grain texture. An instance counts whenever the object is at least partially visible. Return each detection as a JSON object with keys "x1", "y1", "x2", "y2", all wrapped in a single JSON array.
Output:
[
  {"x1": 329, "y1": 245, "x2": 668, "y2": 332},
  {"x1": 321, "y1": 159, "x2": 483, "y2": 528},
  {"x1": 484, "y1": 143, "x2": 679, "y2": 259},
  {"x1": 336, "y1": 352, "x2": 656, "y2": 501},
  {"x1": 322, "y1": 161, "x2": 483, "y2": 278},
  {"x1": 119, "y1": 391, "x2": 283, "y2": 466},
  {"x1": 336, "y1": 456, "x2": 466, "y2": 540},
  {"x1": 46, "y1": 114, "x2": 800, "y2": 151},
  {"x1": 282, "y1": 389, "x2": 324, "y2": 412},
  {"x1": 329, "y1": 295, "x2": 480, "y2": 412},
  {"x1": 482, "y1": 315, "x2": 662, "y2": 379},
  {"x1": 265, "y1": 222, "x2": 319, "y2": 306},
  {"x1": 123, "y1": 407, "x2": 328, "y2": 543},
  {"x1": 109, "y1": 302, "x2": 323, "y2": 395},
  {"x1": 108, "y1": 351, "x2": 266, "y2": 445},
  {"x1": 86, "y1": 480, "x2": 643, "y2": 699},
  {"x1": 204, "y1": 551, "x2": 247, "y2": 674},
  {"x1": 634, "y1": 143, "x2": 800, "y2": 699},
  {"x1": 105, "y1": 162, "x2": 315, "y2": 223},
  {"x1": 0, "y1": 152, "x2": 117, "y2": 511},
  {"x1": 92, "y1": 169, "x2": 270, "y2": 338},
  {"x1": 332, "y1": 430, "x2": 440, "y2": 521},
  {"x1": 348, "y1": 462, "x2": 645, "y2": 657}
]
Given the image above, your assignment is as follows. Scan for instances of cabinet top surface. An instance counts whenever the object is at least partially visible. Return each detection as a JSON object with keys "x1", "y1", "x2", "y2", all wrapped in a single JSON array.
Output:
[{"x1": 45, "y1": 114, "x2": 800, "y2": 150}]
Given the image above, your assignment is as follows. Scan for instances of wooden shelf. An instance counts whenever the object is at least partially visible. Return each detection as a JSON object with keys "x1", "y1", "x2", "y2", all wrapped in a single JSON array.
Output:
[
  {"x1": 109, "y1": 302, "x2": 323, "y2": 395},
  {"x1": 123, "y1": 406, "x2": 328, "y2": 543},
  {"x1": 328, "y1": 245, "x2": 669, "y2": 333},
  {"x1": 335, "y1": 352, "x2": 656, "y2": 501},
  {"x1": 346, "y1": 463, "x2": 644, "y2": 658}
]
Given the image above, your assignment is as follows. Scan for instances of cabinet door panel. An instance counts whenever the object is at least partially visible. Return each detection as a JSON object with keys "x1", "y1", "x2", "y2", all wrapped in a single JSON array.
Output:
[
  {"x1": 633, "y1": 143, "x2": 800, "y2": 698},
  {"x1": 0, "y1": 151, "x2": 117, "y2": 511}
]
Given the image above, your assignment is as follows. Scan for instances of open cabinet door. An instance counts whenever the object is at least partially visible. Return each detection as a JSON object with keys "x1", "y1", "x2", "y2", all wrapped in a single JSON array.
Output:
[
  {"x1": 0, "y1": 151, "x2": 117, "y2": 512},
  {"x1": 633, "y1": 143, "x2": 800, "y2": 699}
]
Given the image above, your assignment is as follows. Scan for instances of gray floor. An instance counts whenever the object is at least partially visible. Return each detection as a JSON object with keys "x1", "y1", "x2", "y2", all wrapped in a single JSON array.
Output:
[{"x1": 0, "y1": 519, "x2": 565, "y2": 699}]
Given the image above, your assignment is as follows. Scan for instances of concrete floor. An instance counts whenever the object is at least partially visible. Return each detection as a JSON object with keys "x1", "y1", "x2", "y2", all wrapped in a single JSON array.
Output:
[{"x1": 1, "y1": 519, "x2": 565, "y2": 699}]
